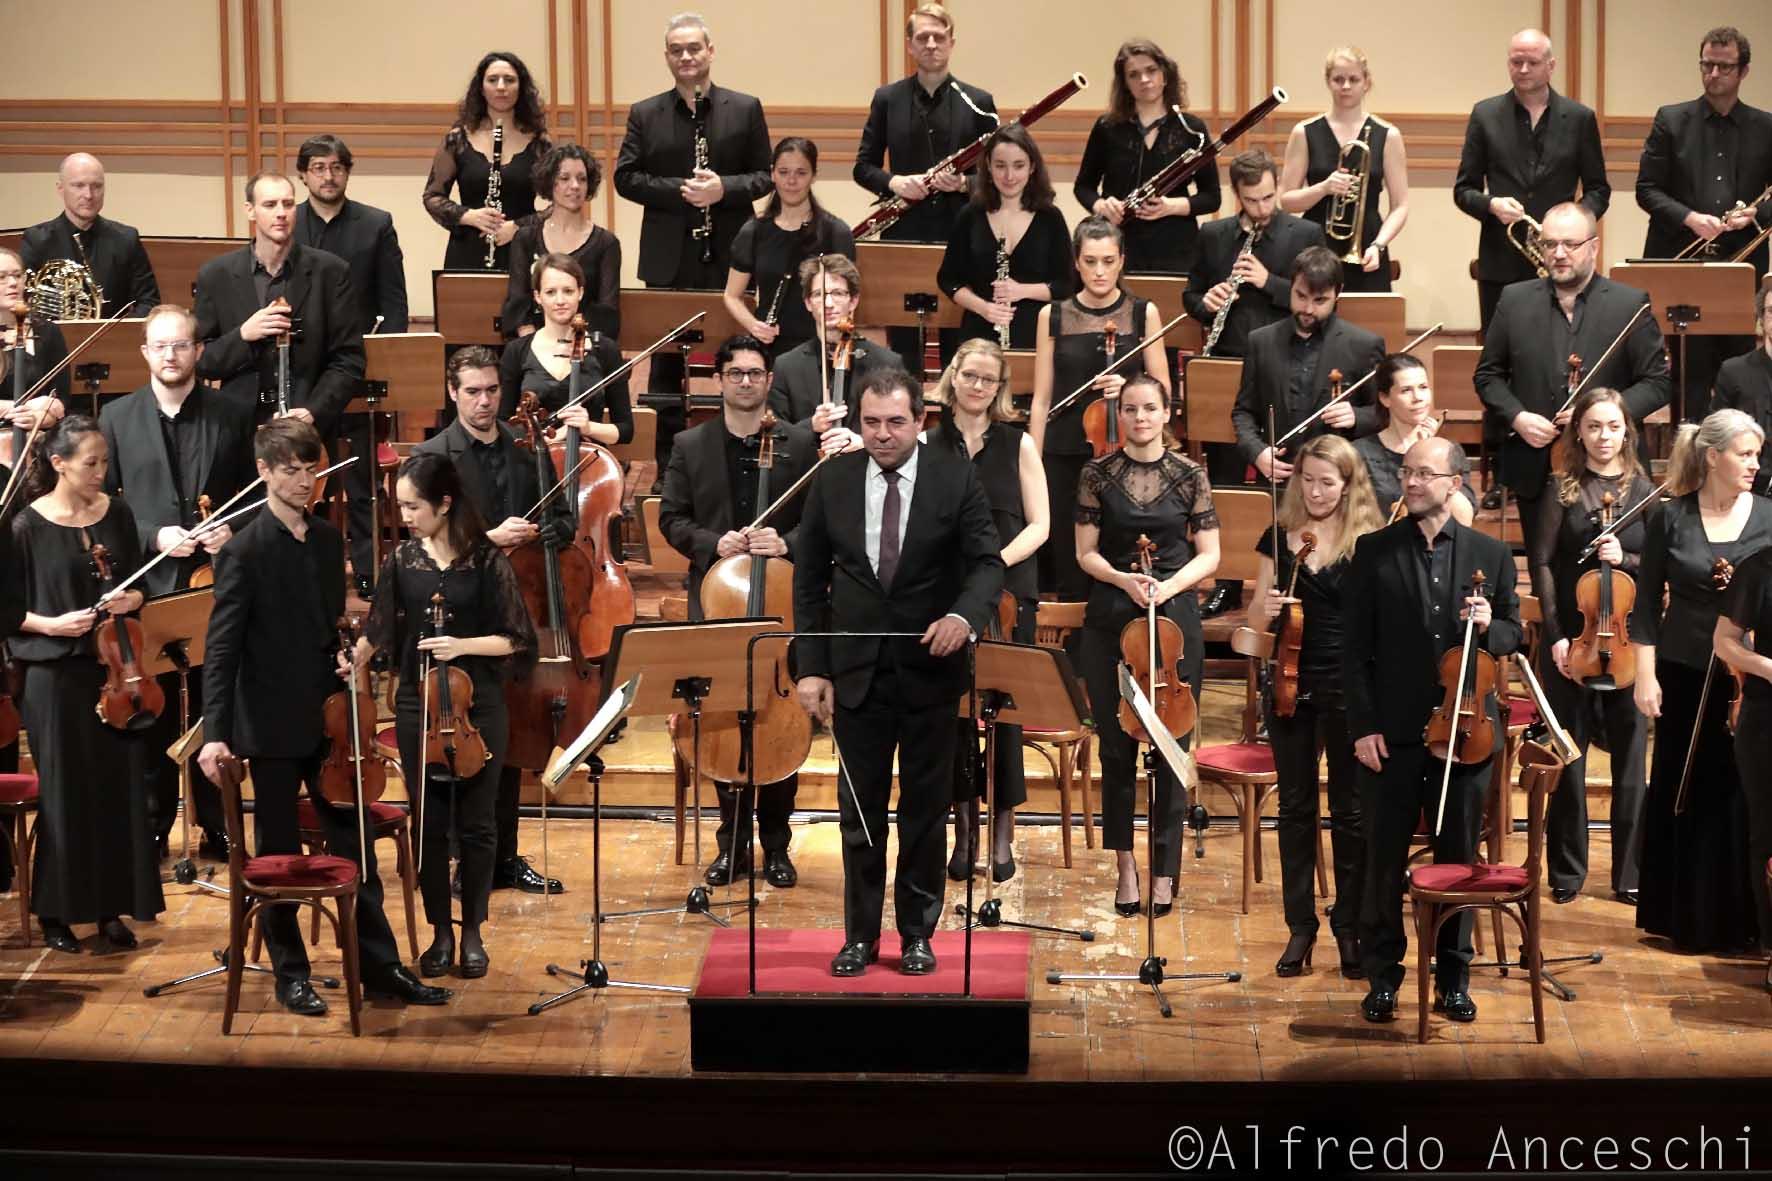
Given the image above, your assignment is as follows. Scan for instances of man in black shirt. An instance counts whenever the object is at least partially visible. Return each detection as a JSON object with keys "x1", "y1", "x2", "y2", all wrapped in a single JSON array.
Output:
[
  {"x1": 20, "y1": 152, "x2": 160, "y2": 319},
  {"x1": 768, "y1": 254, "x2": 902, "y2": 443},
  {"x1": 1711, "y1": 280, "x2": 1772, "y2": 497},
  {"x1": 660, "y1": 335, "x2": 820, "y2": 887},
  {"x1": 101, "y1": 304, "x2": 256, "y2": 861},
  {"x1": 1342, "y1": 437, "x2": 1522, "y2": 1027},
  {"x1": 199, "y1": 419, "x2": 448, "y2": 1016},
  {"x1": 293, "y1": 133, "x2": 410, "y2": 597},
  {"x1": 1636, "y1": 26, "x2": 1772, "y2": 418}
]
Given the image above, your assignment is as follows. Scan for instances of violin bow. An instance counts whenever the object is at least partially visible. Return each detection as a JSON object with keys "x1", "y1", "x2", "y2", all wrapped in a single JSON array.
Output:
[
  {"x1": 547, "y1": 312, "x2": 704, "y2": 423},
  {"x1": 1434, "y1": 571, "x2": 1485, "y2": 837},
  {"x1": 1555, "y1": 302, "x2": 1652, "y2": 420},
  {"x1": 1576, "y1": 477, "x2": 1670, "y2": 562},
  {"x1": 339, "y1": 614, "x2": 371, "y2": 870},
  {"x1": 1675, "y1": 558, "x2": 1733, "y2": 816},
  {"x1": 1045, "y1": 310, "x2": 1190, "y2": 417},
  {"x1": 1274, "y1": 321, "x2": 1445, "y2": 450},
  {"x1": 523, "y1": 450, "x2": 599, "y2": 522}
]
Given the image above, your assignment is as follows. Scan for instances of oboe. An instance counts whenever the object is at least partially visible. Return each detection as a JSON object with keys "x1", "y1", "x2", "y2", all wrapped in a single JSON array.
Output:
[
  {"x1": 762, "y1": 278, "x2": 787, "y2": 326},
  {"x1": 992, "y1": 236, "x2": 1012, "y2": 349},
  {"x1": 1203, "y1": 222, "x2": 1261, "y2": 357},
  {"x1": 484, "y1": 122, "x2": 504, "y2": 269},
  {"x1": 691, "y1": 86, "x2": 714, "y2": 265}
]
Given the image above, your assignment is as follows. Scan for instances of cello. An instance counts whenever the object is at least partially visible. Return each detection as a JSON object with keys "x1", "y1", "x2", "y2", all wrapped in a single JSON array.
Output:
[
  {"x1": 87, "y1": 543, "x2": 164, "y2": 732},
  {"x1": 1424, "y1": 569, "x2": 1498, "y2": 834},
  {"x1": 1116, "y1": 534, "x2": 1196, "y2": 743},
  {"x1": 1080, "y1": 322, "x2": 1121, "y2": 459},
  {"x1": 554, "y1": 315, "x2": 633, "y2": 660},
  {"x1": 1565, "y1": 490, "x2": 1636, "y2": 689}
]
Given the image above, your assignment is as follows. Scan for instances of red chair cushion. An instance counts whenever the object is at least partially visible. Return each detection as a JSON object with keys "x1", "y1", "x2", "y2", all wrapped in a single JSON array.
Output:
[
  {"x1": 0, "y1": 773, "x2": 39, "y2": 806},
  {"x1": 1507, "y1": 695, "x2": 1538, "y2": 728},
  {"x1": 1195, "y1": 742, "x2": 1275, "y2": 775},
  {"x1": 296, "y1": 797, "x2": 408, "y2": 832},
  {"x1": 242, "y1": 853, "x2": 358, "y2": 890},
  {"x1": 375, "y1": 725, "x2": 399, "y2": 754},
  {"x1": 1409, "y1": 862, "x2": 1529, "y2": 893}
]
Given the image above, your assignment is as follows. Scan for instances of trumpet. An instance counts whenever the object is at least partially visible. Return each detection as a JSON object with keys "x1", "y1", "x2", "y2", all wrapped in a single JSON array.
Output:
[
  {"x1": 1506, "y1": 213, "x2": 1549, "y2": 278},
  {"x1": 1325, "y1": 126, "x2": 1372, "y2": 267}
]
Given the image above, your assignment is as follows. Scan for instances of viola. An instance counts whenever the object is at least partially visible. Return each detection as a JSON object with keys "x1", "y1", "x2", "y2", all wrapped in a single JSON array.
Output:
[
  {"x1": 1423, "y1": 569, "x2": 1497, "y2": 766},
  {"x1": 1268, "y1": 531, "x2": 1316, "y2": 718},
  {"x1": 318, "y1": 614, "x2": 386, "y2": 809},
  {"x1": 420, "y1": 590, "x2": 490, "y2": 779},
  {"x1": 88, "y1": 543, "x2": 165, "y2": 732},
  {"x1": 1080, "y1": 321, "x2": 1121, "y2": 458},
  {"x1": 554, "y1": 315, "x2": 633, "y2": 660},
  {"x1": 1116, "y1": 534, "x2": 1196, "y2": 743},
  {"x1": 187, "y1": 493, "x2": 217, "y2": 589},
  {"x1": 1566, "y1": 489, "x2": 1637, "y2": 689},
  {"x1": 827, "y1": 316, "x2": 855, "y2": 424}
]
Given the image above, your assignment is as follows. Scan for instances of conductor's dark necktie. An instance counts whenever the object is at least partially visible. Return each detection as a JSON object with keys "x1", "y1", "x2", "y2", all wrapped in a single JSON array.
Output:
[{"x1": 878, "y1": 468, "x2": 901, "y2": 589}]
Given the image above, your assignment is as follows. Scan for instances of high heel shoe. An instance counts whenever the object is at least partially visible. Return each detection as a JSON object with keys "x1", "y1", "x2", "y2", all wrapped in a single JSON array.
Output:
[
  {"x1": 1275, "y1": 933, "x2": 1315, "y2": 977},
  {"x1": 1113, "y1": 881, "x2": 1141, "y2": 916},
  {"x1": 1149, "y1": 877, "x2": 1175, "y2": 919}
]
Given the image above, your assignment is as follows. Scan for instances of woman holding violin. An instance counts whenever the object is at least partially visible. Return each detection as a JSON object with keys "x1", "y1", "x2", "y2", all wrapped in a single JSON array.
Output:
[
  {"x1": 0, "y1": 247, "x2": 70, "y2": 457},
  {"x1": 9, "y1": 415, "x2": 160, "y2": 952},
  {"x1": 1717, "y1": 531, "x2": 1772, "y2": 991},
  {"x1": 1076, "y1": 374, "x2": 1218, "y2": 917},
  {"x1": 497, "y1": 252, "x2": 632, "y2": 448},
  {"x1": 1634, "y1": 409, "x2": 1772, "y2": 954},
  {"x1": 1246, "y1": 434, "x2": 1382, "y2": 977},
  {"x1": 1029, "y1": 216, "x2": 1167, "y2": 601},
  {"x1": 1528, "y1": 387, "x2": 1656, "y2": 906},
  {"x1": 931, "y1": 339, "x2": 1049, "y2": 881},
  {"x1": 355, "y1": 452, "x2": 536, "y2": 979},
  {"x1": 1352, "y1": 353, "x2": 1472, "y2": 526}
]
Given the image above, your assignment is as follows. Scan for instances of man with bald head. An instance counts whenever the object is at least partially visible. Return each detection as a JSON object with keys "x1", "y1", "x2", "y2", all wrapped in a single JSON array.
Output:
[
  {"x1": 20, "y1": 152, "x2": 160, "y2": 318},
  {"x1": 1454, "y1": 29, "x2": 1608, "y2": 335},
  {"x1": 1342, "y1": 435, "x2": 1521, "y2": 1025},
  {"x1": 1474, "y1": 201, "x2": 1669, "y2": 558}
]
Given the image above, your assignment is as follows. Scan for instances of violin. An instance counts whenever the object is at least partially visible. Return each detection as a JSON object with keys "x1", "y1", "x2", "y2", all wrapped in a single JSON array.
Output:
[
  {"x1": 318, "y1": 614, "x2": 386, "y2": 809},
  {"x1": 1676, "y1": 558, "x2": 1741, "y2": 813},
  {"x1": 420, "y1": 591, "x2": 490, "y2": 778},
  {"x1": 88, "y1": 543, "x2": 165, "y2": 732},
  {"x1": 555, "y1": 315, "x2": 634, "y2": 660},
  {"x1": 1268, "y1": 530, "x2": 1315, "y2": 718},
  {"x1": 187, "y1": 493, "x2": 217, "y2": 589},
  {"x1": 1116, "y1": 534, "x2": 1196, "y2": 743},
  {"x1": 1566, "y1": 489, "x2": 1637, "y2": 689},
  {"x1": 827, "y1": 317, "x2": 855, "y2": 426},
  {"x1": 1080, "y1": 321, "x2": 1121, "y2": 458},
  {"x1": 1424, "y1": 569, "x2": 1497, "y2": 766}
]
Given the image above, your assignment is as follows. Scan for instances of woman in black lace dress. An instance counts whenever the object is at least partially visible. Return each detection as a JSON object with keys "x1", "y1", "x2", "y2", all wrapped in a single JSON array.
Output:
[
  {"x1": 353, "y1": 452, "x2": 536, "y2": 981},
  {"x1": 423, "y1": 52, "x2": 550, "y2": 272}
]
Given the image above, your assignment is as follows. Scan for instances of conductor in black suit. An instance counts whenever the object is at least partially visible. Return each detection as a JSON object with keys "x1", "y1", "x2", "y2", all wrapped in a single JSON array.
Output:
[
  {"x1": 20, "y1": 152, "x2": 160, "y2": 319},
  {"x1": 767, "y1": 254, "x2": 904, "y2": 437},
  {"x1": 1475, "y1": 202, "x2": 1670, "y2": 560},
  {"x1": 1453, "y1": 28, "x2": 1609, "y2": 333},
  {"x1": 660, "y1": 335, "x2": 822, "y2": 889},
  {"x1": 193, "y1": 172, "x2": 366, "y2": 441},
  {"x1": 100, "y1": 304, "x2": 256, "y2": 860},
  {"x1": 793, "y1": 368, "x2": 1004, "y2": 978},
  {"x1": 1711, "y1": 279, "x2": 1772, "y2": 496},
  {"x1": 1636, "y1": 26, "x2": 1772, "y2": 419},
  {"x1": 1342, "y1": 436, "x2": 1522, "y2": 1026}
]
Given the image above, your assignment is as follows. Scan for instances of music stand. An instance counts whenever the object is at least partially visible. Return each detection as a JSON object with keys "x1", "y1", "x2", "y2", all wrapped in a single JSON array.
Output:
[
  {"x1": 855, "y1": 241, "x2": 962, "y2": 378},
  {"x1": 1610, "y1": 261, "x2": 1756, "y2": 424},
  {"x1": 593, "y1": 618, "x2": 782, "y2": 926},
  {"x1": 1047, "y1": 666, "x2": 1242, "y2": 1018},
  {"x1": 952, "y1": 640, "x2": 1093, "y2": 943},
  {"x1": 56, "y1": 317, "x2": 147, "y2": 410},
  {"x1": 142, "y1": 236, "x2": 247, "y2": 305},
  {"x1": 353, "y1": 333, "x2": 445, "y2": 588},
  {"x1": 431, "y1": 271, "x2": 507, "y2": 346},
  {"x1": 139, "y1": 587, "x2": 221, "y2": 893}
]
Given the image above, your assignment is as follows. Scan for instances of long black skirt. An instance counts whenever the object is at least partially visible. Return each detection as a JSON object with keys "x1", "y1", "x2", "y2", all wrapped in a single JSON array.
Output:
[{"x1": 22, "y1": 658, "x2": 163, "y2": 925}]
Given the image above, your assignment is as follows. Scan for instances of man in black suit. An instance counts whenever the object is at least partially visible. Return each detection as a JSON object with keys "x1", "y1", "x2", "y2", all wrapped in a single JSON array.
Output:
[
  {"x1": 768, "y1": 254, "x2": 904, "y2": 439},
  {"x1": 1637, "y1": 26, "x2": 1772, "y2": 418},
  {"x1": 1342, "y1": 436, "x2": 1522, "y2": 1025},
  {"x1": 193, "y1": 172, "x2": 365, "y2": 441},
  {"x1": 411, "y1": 346, "x2": 571, "y2": 895},
  {"x1": 1231, "y1": 246, "x2": 1386, "y2": 483},
  {"x1": 1454, "y1": 28, "x2": 1610, "y2": 334},
  {"x1": 853, "y1": 2, "x2": 996, "y2": 361},
  {"x1": 198, "y1": 419, "x2": 447, "y2": 1016},
  {"x1": 793, "y1": 368, "x2": 1004, "y2": 978},
  {"x1": 292, "y1": 133, "x2": 410, "y2": 597},
  {"x1": 20, "y1": 152, "x2": 160, "y2": 319},
  {"x1": 1475, "y1": 202, "x2": 1671, "y2": 561},
  {"x1": 101, "y1": 304, "x2": 256, "y2": 860},
  {"x1": 660, "y1": 335, "x2": 821, "y2": 888},
  {"x1": 1711, "y1": 279, "x2": 1772, "y2": 497}
]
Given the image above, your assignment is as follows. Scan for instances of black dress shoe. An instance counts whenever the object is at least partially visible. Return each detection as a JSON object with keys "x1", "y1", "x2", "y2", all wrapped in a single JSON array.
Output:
[
  {"x1": 990, "y1": 852, "x2": 1016, "y2": 883},
  {"x1": 352, "y1": 574, "x2": 374, "y2": 602},
  {"x1": 365, "y1": 964, "x2": 452, "y2": 1005},
  {"x1": 1551, "y1": 886, "x2": 1579, "y2": 904},
  {"x1": 1433, "y1": 988, "x2": 1478, "y2": 1022},
  {"x1": 1360, "y1": 988, "x2": 1397, "y2": 1023},
  {"x1": 198, "y1": 831, "x2": 230, "y2": 861},
  {"x1": 1336, "y1": 934, "x2": 1365, "y2": 979},
  {"x1": 1480, "y1": 486, "x2": 1503, "y2": 511},
  {"x1": 40, "y1": 921, "x2": 80, "y2": 954},
  {"x1": 1275, "y1": 933, "x2": 1315, "y2": 977},
  {"x1": 98, "y1": 918, "x2": 137, "y2": 950},
  {"x1": 829, "y1": 940, "x2": 879, "y2": 977},
  {"x1": 276, "y1": 978, "x2": 329, "y2": 1017},
  {"x1": 1199, "y1": 587, "x2": 1234, "y2": 618},
  {"x1": 703, "y1": 851, "x2": 751, "y2": 887},
  {"x1": 763, "y1": 850, "x2": 797, "y2": 888},
  {"x1": 1613, "y1": 889, "x2": 1639, "y2": 906},
  {"x1": 459, "y1": 944, "x2": 489, "y2": 979},
  {"x1": 493, "y1": 855, "x2": 562, "y2": 895},
  {"x1": 1149, "y1": 900, "x2": 1174, "y2": 918},
  {"x1": 900, "y1": 936, "x2": 937, "y2": 976},
  {"x1": 419, "y1": 933, "x2": 455, "y2": 978}
]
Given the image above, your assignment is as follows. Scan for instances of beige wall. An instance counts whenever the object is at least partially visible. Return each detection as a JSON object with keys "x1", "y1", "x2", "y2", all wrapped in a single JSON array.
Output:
[{"x1": 3, "y1": 0, "x2": 1768, "y2": 328}]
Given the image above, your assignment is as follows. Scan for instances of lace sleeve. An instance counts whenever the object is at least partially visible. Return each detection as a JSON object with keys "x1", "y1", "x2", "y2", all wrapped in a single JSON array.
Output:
[
  {"x1": 422, "y1": 134, "x2": 466, "y2": 230},
  {"x1": 1177, "y1": 457, "x2": 1219, "y2": 532},
  {"x1": 486, "y1": 546, "x2": 537, "y2": 672},
  {"x1": 1075, "y1": 460, "x2": 1106, "y2": 526},
  {"x1": 363, "y1": 547, "x2": 402, "y2": 656}
]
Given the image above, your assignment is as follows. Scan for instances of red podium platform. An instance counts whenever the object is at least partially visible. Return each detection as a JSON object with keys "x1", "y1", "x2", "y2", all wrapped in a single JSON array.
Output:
[{"x1": 690, "y1": 927, "x2": 1031, "y2": 1074}]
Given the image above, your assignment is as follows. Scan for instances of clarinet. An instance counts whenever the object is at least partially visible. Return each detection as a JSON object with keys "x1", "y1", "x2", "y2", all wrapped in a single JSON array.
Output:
[
  {"x1": 762, "y1": 278, "x2": 787, "y2": 326},
  {"x1": 484, "y1": 122, "x2": 504, "y2": 269},
  {"x1": 691, "y1": 87, "x2": 715, "y2": 265},
  {"x1": 1202, "y1": 222, "x2": 1261, "y2": 357},
  {"x1": 992, "y1": 236, "x2": 1012, "y2": 349}
]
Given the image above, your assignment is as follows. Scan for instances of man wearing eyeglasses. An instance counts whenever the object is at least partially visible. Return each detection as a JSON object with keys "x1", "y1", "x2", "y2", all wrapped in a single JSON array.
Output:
[
  {"x1": 658, "y1": 334, "x2": 821, "y2": 890},
  {"x1": 1637, "y1": 25, "x2": 1772, "y2": 420},
  {"x1": 1475, "y1": 201, "x2": 1670, "y2": 560},
  {"x1": 767, "y1": 254, "x2": 905, "y2": 437},
  {"x1": 100, "y1": 304, "x2": 257, "y2": 862}
]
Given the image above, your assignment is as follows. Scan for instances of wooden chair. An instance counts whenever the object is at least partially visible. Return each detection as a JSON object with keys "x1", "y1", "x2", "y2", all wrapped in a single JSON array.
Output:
[
  {"x1": 214, "y1": 755, "x2": 364, "y2": 1037},
  {"x1": 1021, "y1": 601, "x2": 1094, "y2": 867},
  {"x1": 1180, "y1": 358, "x2": 1241, "y2": 463},
  {"x1": 609, "y1": 407, "x2": 659, "y2": 474},
  {"x1": 0, "y1": 773, "x2": 40, "y2": 944},
  {"x1": 293, "y1": 797, "x2": 420, "y2": 961},
  {"x1": 1408, "y1": 735, "x2": 1565, "y2": 1043},
  {"x1": 1336, "y1": 292, "x2": 1407, "y2": 353},
  {"x1": 640, "y1": 495, "x2": 690, "y2": 577}
]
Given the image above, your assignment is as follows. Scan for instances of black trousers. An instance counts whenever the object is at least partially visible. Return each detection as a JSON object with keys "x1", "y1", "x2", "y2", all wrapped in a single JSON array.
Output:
[
  {"x1": 1732, "y1": 696, "x2": 1772, "y2": 954},
  {"x1": 1541, "y1": 661, "x2": 1648, "y2": 894},
  {"x1": 251, "y1": 753, "x2": 401, "y2": 984},
  {"x1": 714, "y1": 773, "x2": 798, "y2": 859},
  {"x1": 1265, "y1": 694, "x2": 1363, "y2": 936},
  {"x1": 396, "y1": 690, "x2": 506, "y2": 928},
  {"x1": 1357, "y1": 741, "x2": 1490, "y2": 994},
  {"x1": 1038, "y1": 454, "x2": 1091, "y2": 601},
  {"x1": 494, "y1": 764, "x2": 525, "y2": 865},
  {"x1": 1675, "y1": 333, "x2": 1752, "y2": 423},
  {"x1": 1477, "y1": 279, "x2": 1506, "y2": 336},
  {"x1": 144, "y1": 668, "x2": 223, "y2": 842},
  {"x1": 832, "y1": 663, "x2": 957, "y2": 944}
]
